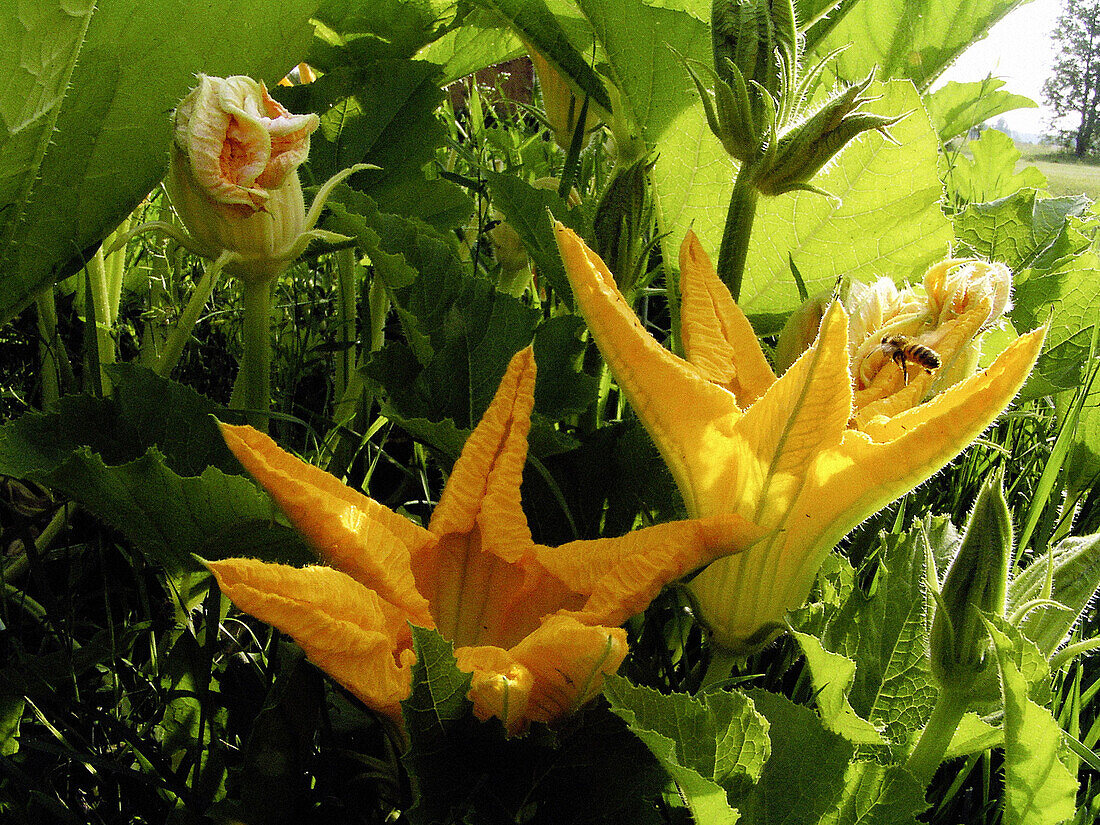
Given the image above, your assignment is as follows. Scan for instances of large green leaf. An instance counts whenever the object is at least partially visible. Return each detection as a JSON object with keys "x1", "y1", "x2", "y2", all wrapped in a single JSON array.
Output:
[
  {"x1": 416, "y1": 8, "x2": 526, "y2": 83},
  {"x1": 653, "y1": 80, "x2": 951, "y2": 316},
  {"x1": 734, "y1": 690, "x2": 854, "y2": 825},
  {"x1": 946, "y1": 128, "x2": 1047, "y2": 206},
  {"x1": 0, "y1": 0, "x2": 320, "y2": 325},
  {"x1": 604, "y1": 676, "x2": 771, "y2": 825},
  {"x1": 1013, "y1": 247, "x2": 1100, "y2": 400},
  {"x1": 986, "y1": 620, "x2": 1078, "y2": 825},
  {"x1": 820, "y1": 518, "x2": 942, "y2": 747},
  {"x1": 0, "y1": 365, "x2": 312, "y2": 573},
  {"x1": 925, "y1": 79, "x2": 1038, "y2": 143},
  {"x1": 810, "y1": 0, "x2": 1024, "y2": 91},
  {"x1": 481, "y1": 0, "x2": 611, "y2": 111},
  {"x1": 280, "y1": 59, "x2": 473, "y2": 230}
]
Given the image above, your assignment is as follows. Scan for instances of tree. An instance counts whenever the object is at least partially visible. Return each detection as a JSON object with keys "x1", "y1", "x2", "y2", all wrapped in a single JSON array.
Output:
[{"x1": 1045, "y1": 0, "x2": 1100, "y2": 156}]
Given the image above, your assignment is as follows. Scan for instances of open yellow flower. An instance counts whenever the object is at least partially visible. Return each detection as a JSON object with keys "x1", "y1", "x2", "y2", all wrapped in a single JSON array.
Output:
[
  {"x1": 207, "y1": 347, "x2": 760, "y2": 732},
  {"x1": 555, "y1": 224, "x2": 1044, "y2": 653}
]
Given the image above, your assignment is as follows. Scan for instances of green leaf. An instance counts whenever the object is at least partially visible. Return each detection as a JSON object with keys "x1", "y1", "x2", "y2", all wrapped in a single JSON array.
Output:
[
  {"x1": 311, "y1": 0, "x2": 460, "y2": 64},
  {"x1": 985, "y1": 620, "x2": 1078, "y2": 825},
  {"x1": 818, "y1": 760, "x2": 927, "y2": 825},
  {"x1": 533, "y1": 315, "x2": 600, "y2": 420},
  {"x1": 925, "y1": 79, "x2": 1038, "y2": 142},
  {"x1": 0, "y1": 365, "x2": 312, "y2": 574},
  {"x1": 604, "y1": 676, "x2": 772, "y2": 825},
  {"x1": 788, "y1": 630, "x2": 885, "y2": 744},
  {"x1": 484, "y1": 170, "x2": 587, "y2": 306},
  {"x1": 657, "y1": 80, "x2": 950, "y2": 316},
  {"x1": 953, "y1": 188, "x2": 1095, "y2": 271},
  {"x1": 416, "y1": 7, "x2": 525, "y2": 83},
  {"x1": 481, "y1": 0, "x2": 611, "y2": 112},
  {"x1": 282, "y1": 59, "x2": 473, "y2": 230},
  {"x1": 945, "y1": 712, "x2": 1002, "y2": 759},
  {"x1": 403, "y1": 626, "x2": 476, "y2": 745},
  {"x1": 0, "y1": 694, "x2": 23, "y2": 757},
  {"x1": 0, "y1": 0, "x2": 320, "y2": 324},
  {"x1": 734, "y1": 690, "x2": 854, "y2": 825},
  {"x1": 810, "y1": 0, "x2": 1021, "y2": 92},
  {"x1": 1007, "y1": 532, "x2": 1100, "y2": 659},
  {"x1": 946, "y1": 129, "x2": 1047, "y2": 205},
  {"x1": 821, "y1": 518, "x2": 939, "y2": 746},
  {"x1": 1013, "y1": 248, "x2": 1100, "y2": 400}
]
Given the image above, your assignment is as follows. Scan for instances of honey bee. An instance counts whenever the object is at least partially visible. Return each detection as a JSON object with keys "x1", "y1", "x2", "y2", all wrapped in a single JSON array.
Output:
[{"x1": 879, "y1": 335, "x2": 941, "y2": 384}]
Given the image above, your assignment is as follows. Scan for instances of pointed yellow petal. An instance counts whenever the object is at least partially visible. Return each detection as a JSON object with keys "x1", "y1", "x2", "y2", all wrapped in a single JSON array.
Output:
[
  {"x1": 781, "y1": 326, "x2": 1045, "y2": 606},
  {"x1": 428, "y1": 347, "x2": 536, "y2": 560},
  {"x1": 207, "y1": 559, "x2": 414, "y2": 721},
  {"x1": 732, "y1": 301, "x2": 852, "y2": 518},
  {"x1": 537, "y1": 513, "x2": 764, "y2": 627},
  {"x1": 679, "y1": 230, "x2": 776, "y2": 406},
  {"x1": 555, "y1": 222, "x2": 741, "y2": 516},
  {"x1": 220, "y1": 423, "x2": 434, "y2": 625},
  {"x1": 508, "y1": 615, "x2": 627, "y2": 724},
  {"x1": 455, "y1": 645, "x2": 535, "y2": 736}
]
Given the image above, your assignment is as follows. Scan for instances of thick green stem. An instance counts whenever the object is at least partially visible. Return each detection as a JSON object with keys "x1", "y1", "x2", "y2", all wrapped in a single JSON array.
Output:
[
  {"x1": 35, "y1": 287, "x2": 62, "y2": 408},
  {"x1": 231, "y1": 276, "x2": 275, "y2": 430},
  {"x1": 156, "y1": 251, "x2": 231, "y2": 378},
  {"x1": 86, "y1": 245, "x2": 116, "y2": 392},
  {"x1": 905, "y1": 686, "x2": 970, "y2": 787},
  {"x1": 716, "y1": 165, "x2": 760, "y2": 302}
]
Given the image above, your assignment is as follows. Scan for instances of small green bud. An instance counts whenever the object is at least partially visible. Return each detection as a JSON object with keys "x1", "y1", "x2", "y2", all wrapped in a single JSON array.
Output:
[
  {"x1": 756, "y1": 74, "x2": 903, "y2": 196},
  {"x1": 774, "y1": 292, "x2": 830, "y2": 374},
  {"x1": 711, "y1": 0, "x2": 797, "y2": 104},
  {"x1": 930, "y1": 476, "x2": 1013, "y2": 693},
  {"x1": 592, "y1": 155, "x2": 655, "y2": 295}
]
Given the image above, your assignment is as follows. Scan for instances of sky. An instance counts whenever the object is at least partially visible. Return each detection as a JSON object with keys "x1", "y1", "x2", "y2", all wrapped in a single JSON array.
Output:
[{"x1": 935, "y1": 0, "x2": 1062, "y2": 137}]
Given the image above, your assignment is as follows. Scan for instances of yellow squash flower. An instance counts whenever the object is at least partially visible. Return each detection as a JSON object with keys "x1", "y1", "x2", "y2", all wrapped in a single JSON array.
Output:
[
  {"x1": 207, "y1": 347, "x2": 760, "y2": 732},
  {"x1": 555, "y1": 224, "x2": 1044, "y2": 654}
]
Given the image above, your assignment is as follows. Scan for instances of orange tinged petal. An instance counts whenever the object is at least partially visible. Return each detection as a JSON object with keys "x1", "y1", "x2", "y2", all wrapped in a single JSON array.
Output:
[
  {"x1": 207, "y1": 559, "x2": 414, "y2": 721},
  {"x1": 509, "y1": 615, "x2": 627, "y2": 724},
  {"x1": 220, "y1": 422, "x2": 434, "y2": 626},
  {"x1": 679, "y1": 231, "x2": 776, "y2": 406},
  {"x1": 735, "y1": 302, "x2": 852, "y2": 517},
  {"x1": 555, "y1": 222, "x2": 740, "y2": 516},
  {"x1": 455, "y1": 645, "x2": 535, "y2": 736},
  {"x1": 428, "y1": 347, "x2": 536, "y2": 560},
  {"x1": 539, "y1": 513, "x2": 763, "y2": 627}
]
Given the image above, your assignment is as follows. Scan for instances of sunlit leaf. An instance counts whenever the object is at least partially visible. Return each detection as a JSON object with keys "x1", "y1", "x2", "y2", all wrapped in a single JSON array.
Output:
[
  {"x1": 925, "y1": 78, "x2": 1037, "y2": 142},
  {"x1": 0, "y1": 0, "x2": 320, "y2": 324},
  {"x1": 986, "y1": 620, "x2": 1077, "y2": 825},
  {"x1": 605, "y1": 675, "x2": 771, "y2": 825}
]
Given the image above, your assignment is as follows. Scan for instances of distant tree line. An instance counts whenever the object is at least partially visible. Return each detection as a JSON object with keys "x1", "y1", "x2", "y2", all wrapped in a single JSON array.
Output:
[{"x1": 1046, "y1": 0, "x2": 1100, "y2": 155}]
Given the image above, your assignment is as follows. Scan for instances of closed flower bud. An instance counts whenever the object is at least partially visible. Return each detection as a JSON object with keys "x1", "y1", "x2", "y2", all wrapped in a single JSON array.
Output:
[
  {"x1": 930, "y1": 476, "x2": 1013, "y2": 693},
  {"x1": 168, "y1": 74, "x2": 320, "y2": 281},
  {"x1": 924, "y1": 258, "x2": 1012, "y2": 330},
  {"x1": 755, "y1": 75, "x2": 902, "y2": 197},
  {"x1": 774, "y1": 292, "x2": 829, "y2": 374}
]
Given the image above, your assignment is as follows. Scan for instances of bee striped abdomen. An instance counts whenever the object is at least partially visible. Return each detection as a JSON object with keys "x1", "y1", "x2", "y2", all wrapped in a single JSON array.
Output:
[{"x1": 879, "y1": 335, "x2": 941, "y2": 384}]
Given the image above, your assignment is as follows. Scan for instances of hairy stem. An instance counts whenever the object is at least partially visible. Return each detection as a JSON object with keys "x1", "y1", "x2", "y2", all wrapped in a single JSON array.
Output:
[
  {"x1": 905, "y1": 686, "x2": 969, "y2": 787},
  {"x1": 231, "y1": 275, "x2": 275, "y2": 431},
  {"x1": 716, "y1": 165, "x2": 760, "y2": 302}
]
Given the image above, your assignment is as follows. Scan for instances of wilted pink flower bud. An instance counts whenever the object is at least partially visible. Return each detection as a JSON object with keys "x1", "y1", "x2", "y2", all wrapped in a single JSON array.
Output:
[{"x1": 167, "y1": 75, "x2": 320, "y2": 281}]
